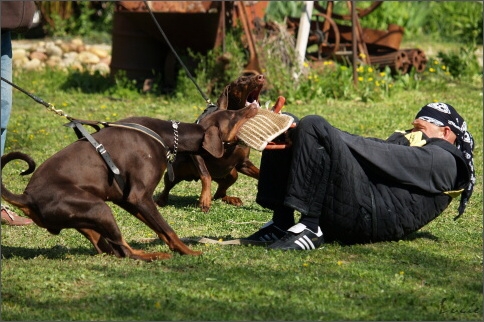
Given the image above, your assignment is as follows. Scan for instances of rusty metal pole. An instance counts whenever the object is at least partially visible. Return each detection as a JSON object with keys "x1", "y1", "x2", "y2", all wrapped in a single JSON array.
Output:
[{"x1": 351, "y1": 1, "x2": 358, "y2": 85}]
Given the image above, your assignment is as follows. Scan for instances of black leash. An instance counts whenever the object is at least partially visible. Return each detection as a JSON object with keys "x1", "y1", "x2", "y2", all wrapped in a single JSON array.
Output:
[{"x1": 1, "y1": 76, "x2": 74, "y2": 120}]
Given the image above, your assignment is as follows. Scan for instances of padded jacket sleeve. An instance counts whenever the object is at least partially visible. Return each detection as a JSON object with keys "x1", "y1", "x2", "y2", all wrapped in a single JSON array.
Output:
[{"x1": 339, "y1": 131, "x2": 457, "y2": 193}]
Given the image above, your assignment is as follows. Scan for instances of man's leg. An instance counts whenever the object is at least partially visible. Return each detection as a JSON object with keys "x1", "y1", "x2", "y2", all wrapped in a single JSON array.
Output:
[
  {"x1": 243, "y1": 147, "x2": 295, "y2": 243},
  {"x1": 270, "y1": 115, "x2": 369, "y2": 250},
  {"x1": 1, "y1": 32, "x2": 33, "y2": 226},
  {"x1": 1, "y1": 31, "x2": 13, "y2": 156}
]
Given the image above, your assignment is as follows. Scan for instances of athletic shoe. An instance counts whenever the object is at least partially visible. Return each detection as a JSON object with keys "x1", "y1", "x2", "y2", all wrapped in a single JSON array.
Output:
[
  {"x1": 241, "y1": 220, "x2": 287, "y2": 245},
  {"x1": 267, "y1": 223, "x2": 323, "y2": 250}
]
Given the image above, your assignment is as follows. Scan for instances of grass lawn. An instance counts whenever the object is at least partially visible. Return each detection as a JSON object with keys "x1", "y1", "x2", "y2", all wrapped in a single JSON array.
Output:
[{"x1": 1, "y1": 62, "x2": 482, "y2": 320}]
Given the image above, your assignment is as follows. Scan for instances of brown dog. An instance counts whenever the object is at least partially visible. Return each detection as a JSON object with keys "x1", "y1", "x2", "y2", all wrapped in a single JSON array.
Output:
[
  {"x1": 1, "y1": 105, "x2": 257, "y2": 261},
  {"x1": 157, "y1": 74, "x2": 265, "y2": 212}
]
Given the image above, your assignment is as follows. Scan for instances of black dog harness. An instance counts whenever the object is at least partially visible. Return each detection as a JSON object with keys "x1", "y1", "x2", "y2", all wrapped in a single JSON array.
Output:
[{"x1": 65, "y1": 119, "x2": 180, "y2": 194}]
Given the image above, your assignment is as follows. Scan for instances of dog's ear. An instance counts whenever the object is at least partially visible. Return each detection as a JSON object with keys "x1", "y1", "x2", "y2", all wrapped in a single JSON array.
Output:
[
  {"x1": 202, "y1": 126, "x2": 224, "y2": 158},
  {"x1": 217, "y1": 86, "x2": 230, "y2": 110}
]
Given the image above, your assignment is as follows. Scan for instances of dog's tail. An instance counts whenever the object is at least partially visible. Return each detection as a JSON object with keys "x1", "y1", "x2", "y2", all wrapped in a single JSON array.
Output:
[{"x1": 1, "y1": 152, "x2": 36, "y2": 209}]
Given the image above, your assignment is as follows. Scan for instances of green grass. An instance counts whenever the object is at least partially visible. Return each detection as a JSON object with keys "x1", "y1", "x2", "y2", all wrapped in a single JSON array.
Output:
[{"x1": 1, "y1": 67, "x2": 482, "y2": 321}]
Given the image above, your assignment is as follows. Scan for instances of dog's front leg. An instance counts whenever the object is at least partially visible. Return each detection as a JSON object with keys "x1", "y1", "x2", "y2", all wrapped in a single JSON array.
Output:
[
  {"x1": 191, "y1": 155, "x2": 212, "y2": 212},
  {"x1": 128, "y1": 198, "x2": 201, "y2": 256}
]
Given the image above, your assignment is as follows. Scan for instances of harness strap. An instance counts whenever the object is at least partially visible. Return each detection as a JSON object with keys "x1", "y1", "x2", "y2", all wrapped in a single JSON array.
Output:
[
  {"x1": 106, "y1": 122, "x2": 178, "y2": 182},
  {"x1": 106, "y1": 122, "x2": 169, "y2": 150},
  {"x1": 65, "y1": 120, "x2": 126, "y2": 193}
]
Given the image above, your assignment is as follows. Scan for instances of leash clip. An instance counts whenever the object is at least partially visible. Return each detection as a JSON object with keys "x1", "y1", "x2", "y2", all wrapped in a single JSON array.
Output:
[{"x1": 166, "y1": 151, "x2": 175, "y2": 163}]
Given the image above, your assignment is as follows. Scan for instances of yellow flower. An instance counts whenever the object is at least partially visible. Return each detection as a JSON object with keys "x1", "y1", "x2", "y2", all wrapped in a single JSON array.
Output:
[
  {"x1": 337, "y1": 260, "x2": 343, "y2": 266},
  {"x1": 429, "y1": 68, "x2": 435, "y2": 73},
  {"x1": 303, "y1": 62, "x2": 309, "y2": 68},
  {"x1": 218, "y1": 238, "x2": 223, "y2": 242},
  {"x1": 367, "y1": 67, "x2": 374, "y2": 73},
  {"x1": 368, "y1": 77, "x2": 373, "y2": 82},
  {"x1": 357, "y1": 66, "x2": 364, "y2": 73},
  {"x1": 359, "y1": 53, "x2": 367, "y2": 59},
  {"x1": 154, "y1": 301, "x2": 161, "y2": 309},
  {"x1": 433, "y1": 60, "x2": 439, "y2": 65},
  {"x1": 375, "y1": 81, "x2": 380, "y2": 87},
  {"x1": 380, "y1": 72, "x2": 386, "y2": 77},
  {"x1": 303, "y1": 263, "x2": 309, "y2": 267},
  {"x1": 358, "y1": 77, "x2": 363, "y2": 82},
  {"x1": 62, "y1": 102, "x2": 68, "y2": 107},
  {"x1": 441, "y1": 65, "x2": 446, "y2": 70}
]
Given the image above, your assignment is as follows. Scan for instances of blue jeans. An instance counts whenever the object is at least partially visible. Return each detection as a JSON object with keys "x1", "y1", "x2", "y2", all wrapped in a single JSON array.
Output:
[{"x1": 1, "y1": 31, "x2": 13, "y2": 156}]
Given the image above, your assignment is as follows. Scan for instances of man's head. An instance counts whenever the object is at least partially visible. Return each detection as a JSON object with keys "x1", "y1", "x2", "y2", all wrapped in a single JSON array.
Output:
[
  {"x1": 413, "y1": 102, "x2": 475, "y2": 217},
  {"x1": 411, "y1": 118, "x2": 456, "y2": 143},
  {"x1": 414, "y1": 102, "x2": 472, "y2": 147}
]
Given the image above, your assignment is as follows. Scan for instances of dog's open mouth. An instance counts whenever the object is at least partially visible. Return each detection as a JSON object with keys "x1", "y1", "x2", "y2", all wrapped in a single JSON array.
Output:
[{"x1": 245, "y1": 87, "x2": 262, "y2": 108}]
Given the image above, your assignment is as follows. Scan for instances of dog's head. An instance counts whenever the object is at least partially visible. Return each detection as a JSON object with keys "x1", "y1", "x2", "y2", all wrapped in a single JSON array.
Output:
[
  {"x1": 200, "y1": 103, "x2": 259, "y2": 158},
  {"x1": 216, "y1": 74, "x2": 265, "y2": 110}
]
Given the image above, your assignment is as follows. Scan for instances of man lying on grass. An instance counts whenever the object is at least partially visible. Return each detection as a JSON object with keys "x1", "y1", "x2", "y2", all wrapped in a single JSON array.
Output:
[{"x1": 243, "y1": 102, "x2": 475, "y2": 250}]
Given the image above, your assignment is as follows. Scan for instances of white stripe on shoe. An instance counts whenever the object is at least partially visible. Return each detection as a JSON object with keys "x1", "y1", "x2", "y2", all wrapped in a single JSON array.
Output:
[{"x1": 294, "y1": 235, "x2": 316, "y2": 250}]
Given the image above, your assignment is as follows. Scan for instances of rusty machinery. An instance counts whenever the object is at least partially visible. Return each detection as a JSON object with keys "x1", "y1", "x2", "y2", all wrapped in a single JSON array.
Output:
[
  {"x1": 110, "y1": 1, "x2": 427, "y2": 90},
  {"x1": 285, "y1": 1, "x2": 427, "y2": 74}
]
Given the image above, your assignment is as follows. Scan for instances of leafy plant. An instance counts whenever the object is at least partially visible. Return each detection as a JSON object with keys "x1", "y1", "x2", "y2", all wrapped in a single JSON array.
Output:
[{"x1": 437, "y1": 45, "x2": 483, "y2": 79}]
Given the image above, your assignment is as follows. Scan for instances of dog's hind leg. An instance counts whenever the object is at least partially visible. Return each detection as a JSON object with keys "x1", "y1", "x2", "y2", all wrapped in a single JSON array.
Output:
[
  {"x1": 155, "y1": 173, "x2": 180, "y2": 207},
  {"x1": 213, "y1": 168, "x2": 243, "y2": 206},
  {"x1": 77, "y1": 228, "x2": 117, "y2": 255},
  {"x1": 80, "y1": 225, "x2": 172, "y2": 261},
  {"x1": 66, "y1": 197, "x2": 172, "y2": 261}
]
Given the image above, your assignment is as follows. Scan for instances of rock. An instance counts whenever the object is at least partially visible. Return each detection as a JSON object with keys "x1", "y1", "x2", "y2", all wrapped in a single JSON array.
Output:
[
  {"x1": 89, "y1": 62, "x2": 110, "y2": 75},
  {"x1": 12, "y1": 48, "x2": 27, "y2": 60},
  {"x1": 88, "y1": 46, "x2": 109, "y2": 59},
  {"x1": 46, "y1": 55, "x2": 62, "y2": 68},
  {"x1": 23, "y1": 58, "x2": 43, "y2": 71},
  {"x1": 45, "y1": 43, "x2": 63, "y2": 57},
  {"x1": 30, "y1": 51, "x2": 48, "y2": 61},
  {"x1": 78, "y1": 51, "x2": 100, "y2": 64}
]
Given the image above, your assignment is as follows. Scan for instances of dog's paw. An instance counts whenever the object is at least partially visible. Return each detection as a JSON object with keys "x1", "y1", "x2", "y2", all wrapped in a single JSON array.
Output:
[{"x1": 221, "y1": 196, "x2": 243, "y2": 207}]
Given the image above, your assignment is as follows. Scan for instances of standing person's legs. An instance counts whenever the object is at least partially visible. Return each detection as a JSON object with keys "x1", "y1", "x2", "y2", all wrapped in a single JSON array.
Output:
[
  {"x1": 1, "y1": 31, "x2": 13, "y2": 156},
  {"x1": 1, "y1": 31, "x2": 33, "y2": 226}
]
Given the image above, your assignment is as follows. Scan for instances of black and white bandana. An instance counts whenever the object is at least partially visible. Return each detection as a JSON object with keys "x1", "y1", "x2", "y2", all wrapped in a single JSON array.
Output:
[{"x1": 415, "y1": 102, "x2": 475, "y2": 218}]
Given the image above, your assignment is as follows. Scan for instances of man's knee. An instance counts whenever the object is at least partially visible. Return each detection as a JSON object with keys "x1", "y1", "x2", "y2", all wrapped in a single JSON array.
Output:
[{"x1": 299, "y1": 115, "x2": 330, "y2": 128}]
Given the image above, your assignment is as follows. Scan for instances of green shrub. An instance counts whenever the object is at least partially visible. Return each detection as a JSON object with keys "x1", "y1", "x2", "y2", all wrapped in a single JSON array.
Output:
[{"x1": 437, "y1": 45, "x2": 483, "y2": 79}]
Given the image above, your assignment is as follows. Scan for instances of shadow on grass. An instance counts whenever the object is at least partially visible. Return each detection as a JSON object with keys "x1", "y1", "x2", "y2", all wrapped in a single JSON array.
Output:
[
  {"x1": 404, "y1": 231, "x2": 439, "y2": 241},
  {"x1": 60, "y1": 70, "x2": 116, "y2": 94},
  {"x1": 1, "y1": 244, "x2": 95, "y2": 260},
  {"x1": 153, "y1": 194, "x2": 199, "y2": 208}
]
